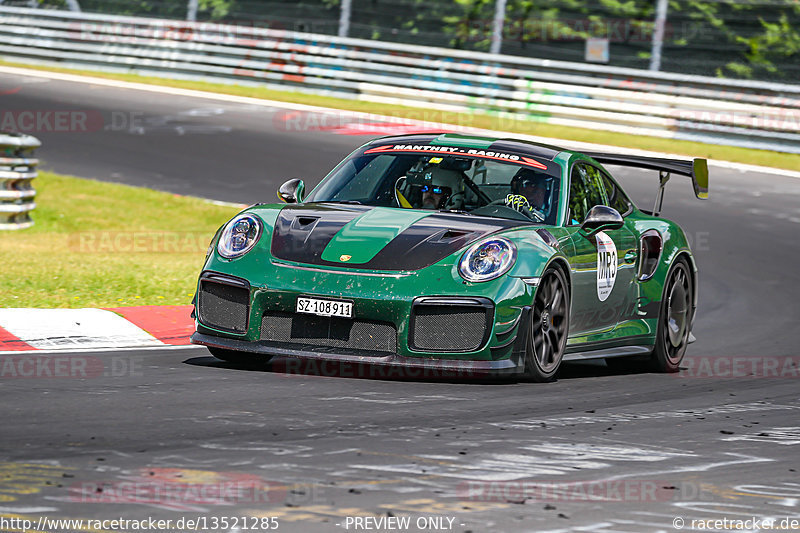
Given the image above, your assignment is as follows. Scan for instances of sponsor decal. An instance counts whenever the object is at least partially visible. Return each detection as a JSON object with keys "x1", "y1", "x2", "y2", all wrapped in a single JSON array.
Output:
[
  {"x1": 362, "y1": 144, "x2": 549, "y2": 170},
  {"x1": 596, "y1": 231, "x2": 617, "y2": 302}
]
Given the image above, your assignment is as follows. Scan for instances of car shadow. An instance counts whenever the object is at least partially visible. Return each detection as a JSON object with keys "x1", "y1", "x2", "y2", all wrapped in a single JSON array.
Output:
[
  {"x1": 183, "y1": 355, "x2": 658, "y2": 384},
  {"x1": 184, "y1": 355, "x2": 515, "y2": 384}
]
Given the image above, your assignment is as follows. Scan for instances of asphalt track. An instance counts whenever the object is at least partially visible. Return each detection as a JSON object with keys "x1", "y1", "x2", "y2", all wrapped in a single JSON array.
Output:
[{"x1": 2, "y1": 69, "x2": 800, "y2": 533}]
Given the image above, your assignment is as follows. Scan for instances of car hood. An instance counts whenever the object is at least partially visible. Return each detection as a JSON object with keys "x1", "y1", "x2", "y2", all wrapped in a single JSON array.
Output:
[{"x1": 269, "y1": 203, "x2": 529, "y2": 271}]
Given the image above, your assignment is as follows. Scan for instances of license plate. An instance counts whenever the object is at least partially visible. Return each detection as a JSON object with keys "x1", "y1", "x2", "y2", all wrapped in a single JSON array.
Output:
[{"x1": 296, "y1": 296, "x2": 353, "y2": 318}]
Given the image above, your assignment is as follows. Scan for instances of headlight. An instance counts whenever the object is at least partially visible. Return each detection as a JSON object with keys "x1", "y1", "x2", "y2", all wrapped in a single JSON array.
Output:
[
  {"x1": 217, "y1": 214, "x2": 262, "y2": 259},
  {"x1": 458, "y1": 237, "x2": 517, "y2": 282}
]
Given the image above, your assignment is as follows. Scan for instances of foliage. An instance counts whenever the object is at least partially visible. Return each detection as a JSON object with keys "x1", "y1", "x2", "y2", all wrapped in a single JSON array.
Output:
[
  {"x1": 299, "y1": 0, "x2": 799, "y2": 79},
  {"x1": 29, "y1": 0, "x2": 800, "y2": 80},
  {"x1": 198, "y1": 0, "x2": 233, "y2": 19},
  {"x1": 669, "y1": 0, "x2": 800, "y2": 79}
]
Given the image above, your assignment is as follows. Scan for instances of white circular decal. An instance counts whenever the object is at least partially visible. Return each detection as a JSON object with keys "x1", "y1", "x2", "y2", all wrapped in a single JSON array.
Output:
[{"x1": 596, "y1": 231, "x2": 618, "y2": 302}]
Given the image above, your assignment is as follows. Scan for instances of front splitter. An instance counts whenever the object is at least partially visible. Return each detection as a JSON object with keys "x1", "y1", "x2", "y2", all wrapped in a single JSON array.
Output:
[{"x1": 191, "y1": 332, "x2": 522, "y2": 376}]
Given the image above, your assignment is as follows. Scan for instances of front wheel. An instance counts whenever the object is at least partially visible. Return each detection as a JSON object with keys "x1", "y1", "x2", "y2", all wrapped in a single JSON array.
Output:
[
  {"x1": 208, "y1": 346, "x2": 273, "y2": 366},
  {"x1": 650, "y1": 258, "x2": 693, "y2": 372},
  {"x1": 523, "y1": 267, "x2": 570, "y2": 382}
]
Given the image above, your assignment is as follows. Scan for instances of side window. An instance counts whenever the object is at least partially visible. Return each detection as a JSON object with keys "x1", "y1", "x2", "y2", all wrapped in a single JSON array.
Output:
[
  {"x1": 598, "y1": 170, "x2": 632, "y2": 215},
  {"x1": 568, "y1": 164, "x2": 605, "y2": 225}
]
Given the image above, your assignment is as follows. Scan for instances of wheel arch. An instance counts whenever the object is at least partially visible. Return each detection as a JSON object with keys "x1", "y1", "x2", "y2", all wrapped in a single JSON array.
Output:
[
  {"x1": 671, "y1": 250, "x2": 699, "y2": 330},
  {"x1": 544, "y1": 256, "x2": 572, "y2": 303},
  {"x1": 634, "y1": 217, "x2": 698, "y2": 323},
  {"x1": 522, "y1": 255, "x2": 572, "y2": 382}
]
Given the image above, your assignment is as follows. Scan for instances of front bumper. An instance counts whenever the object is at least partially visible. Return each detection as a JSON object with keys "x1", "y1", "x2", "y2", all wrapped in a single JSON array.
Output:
[
  {"x1": 193, "y1": 256, "x2": 535, "y2": 371},
  {"x1": 192, "y1": 331, "x2": 524, "y2": 376}
]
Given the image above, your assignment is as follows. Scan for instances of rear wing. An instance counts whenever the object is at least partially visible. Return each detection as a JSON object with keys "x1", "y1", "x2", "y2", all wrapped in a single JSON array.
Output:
[{"x1": 584, "y1": 152, "x2": 709, "y2": 216}]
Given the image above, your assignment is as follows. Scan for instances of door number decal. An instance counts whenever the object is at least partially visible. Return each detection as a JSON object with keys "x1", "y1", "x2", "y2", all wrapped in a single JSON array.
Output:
[{"x1": 596, "y1": 231, "x2": 618, "y2": 302}]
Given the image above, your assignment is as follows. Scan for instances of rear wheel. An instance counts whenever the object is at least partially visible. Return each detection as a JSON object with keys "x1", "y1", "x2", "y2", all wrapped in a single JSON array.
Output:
[
  {"x1": 650, "y1": 258, "x2": 693, "y2": 372},
  {"x1": 208, "y1": 347, "x2": 272, "y2": 366},
  {"x1": 523, "y1": 267, "x2": 570, "y2": 382}
]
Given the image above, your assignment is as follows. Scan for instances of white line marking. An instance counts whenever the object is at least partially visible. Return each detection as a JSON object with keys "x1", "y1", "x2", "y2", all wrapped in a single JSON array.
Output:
[
  {"x1": 0, "y1": 344, "x2": 200, "y2": 355},
  {"x1": 722, "y1": 427, "x2": 800, "y2": 445},
  {"x1": 604, "y1": 452, "x2": 774, "y2": 480}
]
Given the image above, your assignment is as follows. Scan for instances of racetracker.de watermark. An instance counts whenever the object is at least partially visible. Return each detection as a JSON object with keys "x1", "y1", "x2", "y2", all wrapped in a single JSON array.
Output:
[
  {"x1": 675, "y1": 516, "x2": 800, "y2": 531},
  {"x1": 459, "y1": 480, "x2": 713, "y2": 503},
  {"x1": 0, "y1": 110, "x2": 187, "y2": 134},
  {"x1": 69, "y1": 232, "x2": 211, "y2": 254},
  {"x1": 67, "y1": 19, "x2": 292, "y2": 45},
  {"x1": 272, "y1": 109, "x2": 477, "y2": 133},
  {"x1": 677, "y1": 356, "x2": 800, "y2": 379},
  {"x1": 464, "y1": 17, "x2": 673, "y2": 43},
  {"x1": 0, "y1": 110, "x2": 105, "y2": 133},
  {"x1": 69, "y1": 469, "x2": 287, "y2": 510},
  {"x1": 0, "y1": 355, "x2": 142, "y2": 379},
  {"x1": 271, "y1": 358, "x2": 494, "y2": 381}
]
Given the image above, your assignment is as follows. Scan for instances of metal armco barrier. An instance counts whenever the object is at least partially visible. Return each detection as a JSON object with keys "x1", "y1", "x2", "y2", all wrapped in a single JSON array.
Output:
[
  {"x1": 0, "y1": 131, "x2": 40, "y2": 230},
  {"x1": 1, "y1": 7, "x2": 799, "y2": 154}
]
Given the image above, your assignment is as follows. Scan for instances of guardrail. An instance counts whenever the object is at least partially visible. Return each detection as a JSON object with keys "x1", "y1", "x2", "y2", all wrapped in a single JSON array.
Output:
[
  {"x1": 1, "y1": 6, "x2": 799, "y2": 154},
  {"x1": 0, "y1": 131, "x2": 40, "y2": 230}
]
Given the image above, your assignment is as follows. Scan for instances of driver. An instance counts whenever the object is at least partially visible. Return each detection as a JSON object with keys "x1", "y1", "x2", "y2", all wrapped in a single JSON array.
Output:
[
  {"x1": 421, "y1": 183, "x2": 448, "y2": 210},
  {"x1": 418, "y1": 166, "x2": 464, "y2": 210},
  {"x1": 510, "y1": 168, "x2": 551, "y2": 211}
]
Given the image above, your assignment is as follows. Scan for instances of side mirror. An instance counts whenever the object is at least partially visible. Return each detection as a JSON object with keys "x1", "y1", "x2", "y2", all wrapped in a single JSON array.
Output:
[
  {"x1": 278, "y1": 179, "x2": 305, "y2": 204},
  {"x1": 580, "y1": 205, "x2": 624, "y2": 238}
]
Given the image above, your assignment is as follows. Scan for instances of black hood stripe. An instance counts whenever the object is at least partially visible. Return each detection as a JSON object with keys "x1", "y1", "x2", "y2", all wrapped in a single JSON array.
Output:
[
  {"x1": 271, "y1": 204, "x2": 528, "y2": 271},
  {"x1": 271, "y1": 204, "x2": 370, "y2": 265},
  {"x1": 365, "y1": 213, "x2": 524, "y2": 270}
]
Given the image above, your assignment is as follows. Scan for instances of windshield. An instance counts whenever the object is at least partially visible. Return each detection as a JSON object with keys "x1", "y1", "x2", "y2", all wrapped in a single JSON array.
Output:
[{"x1": 305, "y1": 150, "x2": 561, "y2": 224}]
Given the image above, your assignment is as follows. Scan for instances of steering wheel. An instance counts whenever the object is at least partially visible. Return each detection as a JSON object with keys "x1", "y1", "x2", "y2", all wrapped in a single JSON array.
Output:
[{"x1": 485, "y1": 196, "x2": 546, "y2": 222}]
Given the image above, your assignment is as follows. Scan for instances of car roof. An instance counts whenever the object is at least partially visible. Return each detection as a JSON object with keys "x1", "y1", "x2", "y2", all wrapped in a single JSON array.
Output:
[{"x1": 367, "y1": 133, "x2": 565, "y2": 161}]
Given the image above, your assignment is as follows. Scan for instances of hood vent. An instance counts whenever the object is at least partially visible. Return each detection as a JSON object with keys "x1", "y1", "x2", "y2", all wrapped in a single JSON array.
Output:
[
  {"x1": 434, "y1": 229, "x2": 474, "y2": 243},
  {"x1": 292, "y1": 216, "x2": 319, "y2": 229}
]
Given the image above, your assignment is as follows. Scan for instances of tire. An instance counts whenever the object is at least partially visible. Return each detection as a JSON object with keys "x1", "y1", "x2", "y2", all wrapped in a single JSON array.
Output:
[
  {"x1": 650, "y1": 258, "x2": 693, "y2": 372},
  {"x1": 523, "y1": 267, "x2": 570, "y2": 382},
  {"x1": 207, "y1": 346, "x2": 272, "y2": 366}
]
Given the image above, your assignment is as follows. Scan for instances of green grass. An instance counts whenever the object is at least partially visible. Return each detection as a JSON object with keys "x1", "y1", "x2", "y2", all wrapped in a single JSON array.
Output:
[
  {"x1": 0, "y1": 172, "x2": 239, "y2": 308},
  {"x1": 3, "y1": 59, "x2": 799, "y2": 172}
]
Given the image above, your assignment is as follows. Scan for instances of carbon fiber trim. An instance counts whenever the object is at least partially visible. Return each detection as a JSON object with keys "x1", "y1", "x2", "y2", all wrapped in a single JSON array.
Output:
[
  {"x1": 261, "y1": 312, "x2": 397, "y2": 355},
  {"x1": 191, "y1": 331, "x2": 524, "y2": 375}
]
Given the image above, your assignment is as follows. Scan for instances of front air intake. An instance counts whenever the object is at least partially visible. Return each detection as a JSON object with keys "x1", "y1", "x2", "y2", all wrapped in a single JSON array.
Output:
[
  {"x1": 197, "y1": 273, "x2": 250, "y2": 334},
  {"x1": 409, "y1": 298, "x2": 493, "y2": 353}
]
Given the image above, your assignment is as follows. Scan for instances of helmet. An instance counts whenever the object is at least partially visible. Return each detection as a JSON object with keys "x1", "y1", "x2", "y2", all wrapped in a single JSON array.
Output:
[
  {"x1": 510, "y1": 168, "x2": 553, "y2": 211},
  {"x1": 511, "y1": 168, "x2": 551, "y2": 194},
  {"x1": 419, "y1": 164, "x2": 465, "y2": 210}
]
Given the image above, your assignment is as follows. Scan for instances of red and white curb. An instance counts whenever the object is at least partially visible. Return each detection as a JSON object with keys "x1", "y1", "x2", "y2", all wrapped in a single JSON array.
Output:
[{"x1": 0, "y1": 306, "x2": 195, "y2": 353}]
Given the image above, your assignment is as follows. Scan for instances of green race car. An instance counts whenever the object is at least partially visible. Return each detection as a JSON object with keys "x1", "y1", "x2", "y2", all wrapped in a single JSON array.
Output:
[{"x1": 191, "y1": 133, "x2": 708, "y2": 381}]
